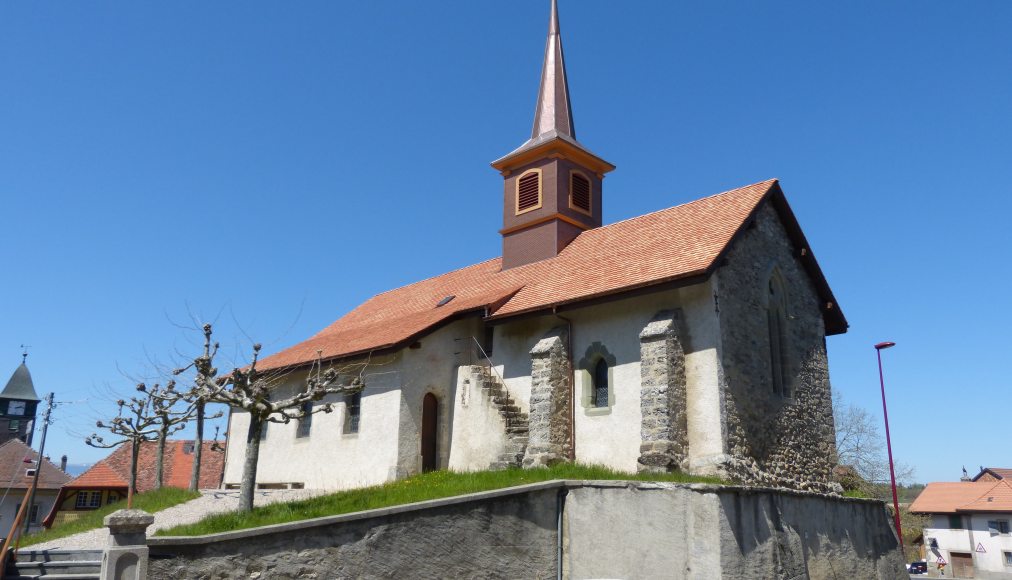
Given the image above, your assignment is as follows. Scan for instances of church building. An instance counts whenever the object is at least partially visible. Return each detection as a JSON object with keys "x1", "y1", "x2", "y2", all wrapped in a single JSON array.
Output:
[{"x1": 221, "y1": 0, "x2": 847, "y2": 493}]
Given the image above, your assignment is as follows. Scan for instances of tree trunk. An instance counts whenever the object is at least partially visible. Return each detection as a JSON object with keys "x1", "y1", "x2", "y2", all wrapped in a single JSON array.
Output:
[
  {"x1": 189, "y1": 401, "x2": 205, "y2": 492},
  {"x1": 128, "y1": 439, "x2": 140, "y2": 508},
  {"x1": 155, "y1": 428, "x2": 167, "y2": 490},
  {"x1": 239, "y1": 414, "x2": 263, "y2": 512}
]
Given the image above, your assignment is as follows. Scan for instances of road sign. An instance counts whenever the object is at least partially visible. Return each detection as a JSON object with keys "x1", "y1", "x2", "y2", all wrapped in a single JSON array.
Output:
[{"x1": 976, "y1": 543, "x2": 986, "y2": 553}]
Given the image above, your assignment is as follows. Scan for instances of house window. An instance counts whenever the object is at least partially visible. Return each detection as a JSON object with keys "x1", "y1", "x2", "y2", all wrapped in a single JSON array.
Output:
[
  {"x1": 1004, "y1": 551, "x2": 1012, "y2": 567},
  {"x1": 570, "y1": 171, "x2": 592, "y2": 214},
  {"x1": 344, "y1": 392, "x2": 361, "y2": 434},
  {"x1": 515, "y1": 170, "x2": 542, "y2": 214},
  {"x1": 9, "y1": 420, "x2": 19, "y2": 431},
  {"x1": 989, "y1": 519, "x2": 1010, "y2": 535},
  {"x1": 593, "y1": 359, "x2": 609, "y2": 408},
  {"x1": 296, "y1": 401, "x2": 313, "y2": 438},
  {"x1": 107, "y1": 492, "x2": 119, "y2": 505},
  {"x1": 75, "y1": 491, "x2": 102, "y2": 509},
  {"x1": 948, "y1": 514, "x2": 963, "y2": 529},
  {"x1": 766, "y1": 271, "x2": 789, "y2": 397}
]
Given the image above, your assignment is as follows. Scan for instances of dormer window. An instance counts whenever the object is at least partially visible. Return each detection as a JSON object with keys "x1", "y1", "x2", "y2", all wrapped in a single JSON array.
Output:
[
  {"x1": 569, "y1": 171, "x2": 591, "y2": 214},
  {"x1": 516, "y1": 169, "x2": 543, "y2": 214}
]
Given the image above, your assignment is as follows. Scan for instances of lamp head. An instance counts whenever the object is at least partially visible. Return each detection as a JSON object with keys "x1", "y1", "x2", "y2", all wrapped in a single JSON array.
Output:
[{"x1": 874, "y1": 341, "x2": 896, "y2": 350}]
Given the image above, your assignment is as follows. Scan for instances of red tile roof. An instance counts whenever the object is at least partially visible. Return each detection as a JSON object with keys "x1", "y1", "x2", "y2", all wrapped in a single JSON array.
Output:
[
  {"x1": 65, "y1": 440, "x2": 224, "y2": 493},
  {"x1": 0, "y1": 439, "x2": 70, "y2": 490},
  {"x1": 973, "y1": 467, "x2": 1012, "y2": 481},
  {"x1": 257, "y1": 179, "x2": 846, "y2": 371},
  {"x1": 910, "y1": 480, "x2": 1012, "y2": 514}
]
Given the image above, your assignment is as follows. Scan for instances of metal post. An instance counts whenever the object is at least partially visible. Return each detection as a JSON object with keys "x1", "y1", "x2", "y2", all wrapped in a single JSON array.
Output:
[{"x1": 875, "y1": 342, "x2": 903, "y2": 553}]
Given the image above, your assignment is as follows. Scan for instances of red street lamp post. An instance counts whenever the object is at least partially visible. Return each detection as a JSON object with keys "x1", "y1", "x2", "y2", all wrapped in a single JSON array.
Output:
[{"x1": 875, "y1": 341, "x2": 903, "y2": 553}]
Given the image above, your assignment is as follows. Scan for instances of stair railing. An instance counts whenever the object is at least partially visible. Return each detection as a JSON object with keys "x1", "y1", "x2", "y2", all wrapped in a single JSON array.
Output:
[{"x1": 470, "y1": 336, "x2": 513, "y2": 407}]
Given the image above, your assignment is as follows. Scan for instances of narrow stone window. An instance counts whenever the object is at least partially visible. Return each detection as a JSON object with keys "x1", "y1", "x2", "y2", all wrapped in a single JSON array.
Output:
[
  {"x1": 296, "y1": 401, "x2": 313, "y2": 438},
  {"x1": 516, "y1": 169, "x2": 542, "y2": 214},
  {"x1": 593, "y1": 358, "x2": 609, "y2": 408},
  {"x1": 766, "y1": 272, "x2": 789, "y2": 397},
  {"x1": 344, "y1": 391, "x2": 361, "y2": 434}
]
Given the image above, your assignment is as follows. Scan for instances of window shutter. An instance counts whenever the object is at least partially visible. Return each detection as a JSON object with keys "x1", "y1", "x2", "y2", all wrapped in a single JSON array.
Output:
[
  {"x1": 571, "y1": 173, "x2": 591, "y2": 211},
  {"x1": 517, "y1": 172, "x2": 541, "y2": 212}
]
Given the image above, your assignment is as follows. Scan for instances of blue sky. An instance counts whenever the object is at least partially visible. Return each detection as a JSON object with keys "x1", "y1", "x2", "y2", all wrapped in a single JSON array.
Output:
[{"x1": 1, "y1": 1, "x2": 1009, "y2": 483}]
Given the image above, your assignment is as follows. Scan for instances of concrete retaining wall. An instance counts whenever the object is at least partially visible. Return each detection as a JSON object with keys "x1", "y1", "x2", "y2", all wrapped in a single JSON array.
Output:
[{"x1": 149, "y1": 481, "x2": 906, "y2": 579}]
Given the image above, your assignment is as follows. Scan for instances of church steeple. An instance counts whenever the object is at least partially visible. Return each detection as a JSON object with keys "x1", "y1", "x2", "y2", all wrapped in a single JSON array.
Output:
[
  {"x1": 2, "y1": 360, "x2": 41, "y2": 446},
  {"x1": 531, "y1": 0, "x2": 575, "y2": 142},
  {"x1": 492, "y1": 0, "x2": 615, "y2": 270}
]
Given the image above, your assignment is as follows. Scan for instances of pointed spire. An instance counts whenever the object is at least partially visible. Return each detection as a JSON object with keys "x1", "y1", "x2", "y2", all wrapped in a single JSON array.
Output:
[
  {"x1": 2, "y1": 362, "x2": 40, "y2": 402},
  {"x1": 531, "y1": 0, "x2": 575, "y2": 141}
]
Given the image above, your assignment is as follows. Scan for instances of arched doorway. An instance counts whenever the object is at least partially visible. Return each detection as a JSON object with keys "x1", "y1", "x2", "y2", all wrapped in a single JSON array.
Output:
[{"x1": 421, "y1": 393, "x2": 439, "y2": 472}]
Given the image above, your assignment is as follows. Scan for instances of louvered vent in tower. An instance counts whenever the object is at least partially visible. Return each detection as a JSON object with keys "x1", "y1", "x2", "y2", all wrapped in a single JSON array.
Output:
[
  {"x1": 517, "y1": 171, "x2": 541, "y2": 213},
  {"x1": 571, "y1": 172, "x2": 591, "y2": 212}
]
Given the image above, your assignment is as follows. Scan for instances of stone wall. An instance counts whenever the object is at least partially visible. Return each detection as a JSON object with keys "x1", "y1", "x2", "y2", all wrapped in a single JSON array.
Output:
[
  {"x1": 714, "y1": 201, "x2": 838, "y2": 492},
  {"x1": 523, "y1": 327, "x2": 572, "y2": 468},
  {"x1": 148, "y1": 480, "x2": 906, "y2": 580},
  {"x1": 637, "y1": 310, "x2": 689, "y2": 472},
  {"x1": 149, "y1": 485, "x2": 560, "y2": 580}
]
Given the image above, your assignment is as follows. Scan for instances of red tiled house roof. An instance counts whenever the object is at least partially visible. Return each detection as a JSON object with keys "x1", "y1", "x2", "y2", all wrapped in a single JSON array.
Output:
[
  {"x1": 972, "y1": 467, "x2": 1012, "y2": 482},
  {"x1": 0, "y1": 439, "x2": 70, "y2": 491},
  {"x1": 64, "y1": 440, "x2": 224, "y2": 493},
  {"x1": 257, "y1": 179, "x2": 846, "y2": 371},
  {"x1": 910, "y1": 480, "x2": 1012, "y2": 514}
]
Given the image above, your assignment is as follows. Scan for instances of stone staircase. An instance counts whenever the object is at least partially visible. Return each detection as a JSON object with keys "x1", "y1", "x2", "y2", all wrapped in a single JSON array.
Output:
[
  {"x1": 5, "y1": 549, "x2": 102, "y2": 579},
  {"x1": 473, "y1": 366, "x2": 529, "y2": 469}
]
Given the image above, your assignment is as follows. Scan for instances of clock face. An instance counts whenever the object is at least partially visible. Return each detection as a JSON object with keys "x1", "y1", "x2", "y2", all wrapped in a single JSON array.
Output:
[{"x1": 8, "y1": 401, "x2": 25, "y2": 416}]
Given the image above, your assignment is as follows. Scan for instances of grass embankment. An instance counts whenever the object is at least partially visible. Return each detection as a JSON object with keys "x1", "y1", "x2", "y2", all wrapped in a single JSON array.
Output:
[
  {"x1": 21, "y1": 487, "x2": 200, "y2": 547},
  {"x1": 157, "y1": 464, "x2": 721, "y2": 537}
]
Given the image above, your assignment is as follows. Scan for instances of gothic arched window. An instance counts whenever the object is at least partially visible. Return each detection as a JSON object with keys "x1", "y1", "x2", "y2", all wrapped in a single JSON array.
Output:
[{"x1": 767, "y1": 270, "x2": 789, "y2": 397}]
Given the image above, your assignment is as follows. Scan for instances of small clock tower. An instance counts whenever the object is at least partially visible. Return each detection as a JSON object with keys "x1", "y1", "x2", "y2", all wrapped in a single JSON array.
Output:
[{"x1": 1, "y1": 356, "x2": 41, "y2": 446}]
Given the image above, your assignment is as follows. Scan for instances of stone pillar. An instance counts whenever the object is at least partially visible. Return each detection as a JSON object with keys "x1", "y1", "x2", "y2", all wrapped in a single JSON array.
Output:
[
  {"x1": 637, "y1": 310, "x2": 689, "y2": 473},
  {"x1": 523, "y1": 327, "x2": 571, "y2": 468},
  {"x1": 101, "y1": 509, "x2": 154, "y2": 580}
]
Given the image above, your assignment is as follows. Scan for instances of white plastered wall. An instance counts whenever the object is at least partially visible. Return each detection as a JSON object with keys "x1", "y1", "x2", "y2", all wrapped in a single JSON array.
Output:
[
  {"x1": 483, "y1": 283, "x2": 723, "y2": 474},
  {"x1": 222, "y1": 364, "x2": 404, "y2": 491}
]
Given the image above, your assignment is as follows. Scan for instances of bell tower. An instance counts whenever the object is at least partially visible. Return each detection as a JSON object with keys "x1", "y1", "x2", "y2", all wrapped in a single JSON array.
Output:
[
  {"x1": 1, "y1": 354, "x2": 41, "y2": 447},
  {"x1": 491, "y1": 0, "x2": 615, "y2": 270}
]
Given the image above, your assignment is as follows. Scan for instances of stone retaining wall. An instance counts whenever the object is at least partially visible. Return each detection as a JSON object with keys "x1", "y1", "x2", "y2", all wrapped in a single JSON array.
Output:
[{"x1": 149, "y1": 481, "x2": 906, "y2": 579}]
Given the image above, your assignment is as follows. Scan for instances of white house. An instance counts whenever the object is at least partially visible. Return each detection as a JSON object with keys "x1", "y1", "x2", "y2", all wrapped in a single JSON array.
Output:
[
  {"x1": 911, "y1": 480, "x2": 1012, "y2": 578},
  {"x1": 222, "y1": 0, "x2": 848, "y2": 494}
]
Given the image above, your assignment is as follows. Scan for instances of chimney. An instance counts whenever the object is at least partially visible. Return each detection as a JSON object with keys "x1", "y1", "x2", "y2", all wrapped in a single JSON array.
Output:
[{"x1": 60, "y1": 454, "x2": 68, "y2": 473}]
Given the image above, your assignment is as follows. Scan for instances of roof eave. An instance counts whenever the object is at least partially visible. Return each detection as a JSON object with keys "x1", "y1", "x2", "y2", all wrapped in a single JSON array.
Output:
[
  {"x1": 765, "y1": 183, "x2": 849, "y2": 336},
  {"x1": 491, "y1": 134, "x2": 615, "y2": 175}
]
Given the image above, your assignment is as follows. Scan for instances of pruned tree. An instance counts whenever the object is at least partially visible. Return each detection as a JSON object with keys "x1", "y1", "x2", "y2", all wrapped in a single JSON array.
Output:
[
  {"x1": 86, "y1": 385, "x2": 160, "y2": 507},
  {"x1": 190, "y1": 325, "x2": 366, "y2": 512},
  {"x1": 171, "y1": 324, "x2": 225, "y2": 491},
  {"x1": 148, "y1": 381, "x2": 215, "y2": 490}
]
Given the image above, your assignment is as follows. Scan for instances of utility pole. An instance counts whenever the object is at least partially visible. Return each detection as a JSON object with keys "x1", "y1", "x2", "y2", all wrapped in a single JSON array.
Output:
[{"x1": 24, "y1": 392, "x2": 54, "y2": 536}]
